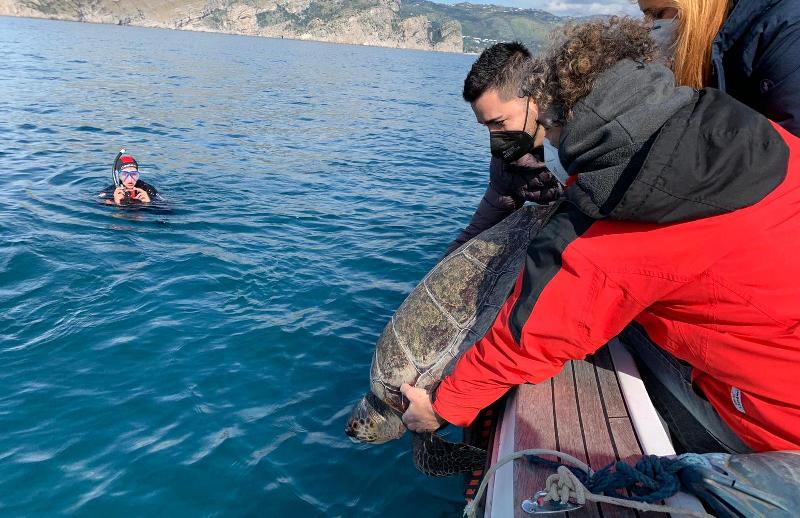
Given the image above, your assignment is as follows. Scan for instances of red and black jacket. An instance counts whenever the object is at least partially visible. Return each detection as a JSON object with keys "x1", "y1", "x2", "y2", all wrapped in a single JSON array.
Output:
[{"x1": 432, "y1": 60, "x2": 800, "y2": 452}]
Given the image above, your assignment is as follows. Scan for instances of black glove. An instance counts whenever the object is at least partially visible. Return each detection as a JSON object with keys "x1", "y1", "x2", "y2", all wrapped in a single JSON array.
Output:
[
  {"x1": 511, "y1": 169, "x2": 563, "y2": 204},
  {"x1": 491, "y1": 156, "x2": 564, "y2": 206}
]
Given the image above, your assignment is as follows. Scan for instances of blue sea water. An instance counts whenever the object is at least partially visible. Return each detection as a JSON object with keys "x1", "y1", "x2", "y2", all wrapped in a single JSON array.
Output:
[{"x1": 0, "y1": 16, "x2": 491, "y2": 517}]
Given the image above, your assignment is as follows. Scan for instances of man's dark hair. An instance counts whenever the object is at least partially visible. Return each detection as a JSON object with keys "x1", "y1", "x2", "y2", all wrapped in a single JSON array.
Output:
[{"x1": 463, "y1": 42, "x2": 532, "y2": 103}]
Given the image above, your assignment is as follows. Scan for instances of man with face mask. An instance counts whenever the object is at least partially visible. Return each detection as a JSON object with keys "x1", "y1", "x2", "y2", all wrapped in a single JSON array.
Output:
[{"x1": 445, "y1": 43, "x2": 563, "y2": 256}]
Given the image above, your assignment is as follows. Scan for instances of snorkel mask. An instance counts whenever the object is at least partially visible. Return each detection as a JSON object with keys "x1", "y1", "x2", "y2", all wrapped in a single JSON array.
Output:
[{"x1": 112, "y1": 149, "x2": 139, "y2": 188}]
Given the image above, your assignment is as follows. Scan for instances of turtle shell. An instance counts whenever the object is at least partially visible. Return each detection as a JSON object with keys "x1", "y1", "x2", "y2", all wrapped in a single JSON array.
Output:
[{"x1": 370, "y1": 204, "x2": 552, "y2": 412}]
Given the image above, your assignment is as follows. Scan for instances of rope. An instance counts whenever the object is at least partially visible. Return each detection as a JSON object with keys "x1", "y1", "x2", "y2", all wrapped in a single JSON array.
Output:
[
  {"x1": 528, "y1": 453, "x2": 711, "y2": 503},
  {"x1": 463, "y1": 449, "x2": 714, "y2": 518}
]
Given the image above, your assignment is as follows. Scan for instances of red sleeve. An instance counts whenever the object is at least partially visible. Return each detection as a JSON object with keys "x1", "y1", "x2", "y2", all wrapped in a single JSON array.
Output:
[{"x1": 433, "y1": 211, "x2": 696, "y2": 427}]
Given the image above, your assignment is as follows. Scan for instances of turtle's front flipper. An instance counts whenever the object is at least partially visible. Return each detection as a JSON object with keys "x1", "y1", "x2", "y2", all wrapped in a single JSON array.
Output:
[{"x1": 411, "y1": 432, "x2": 487, "y2": 477}]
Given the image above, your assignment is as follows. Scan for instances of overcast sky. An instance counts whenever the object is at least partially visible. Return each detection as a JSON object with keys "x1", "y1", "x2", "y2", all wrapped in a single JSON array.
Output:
[{"x1": 439, "y1": 0, "x2": 642, "y2": 17}]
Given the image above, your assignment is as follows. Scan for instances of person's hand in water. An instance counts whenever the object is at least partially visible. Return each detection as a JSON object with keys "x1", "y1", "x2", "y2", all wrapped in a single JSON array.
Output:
[{"x1": 400, "y1": 383, "x2": 446, "y2": 432}]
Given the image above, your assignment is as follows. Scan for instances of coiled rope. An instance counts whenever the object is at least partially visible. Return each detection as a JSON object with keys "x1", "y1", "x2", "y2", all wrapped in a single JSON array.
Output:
[{"x1": 463, "y1": 449, "x2": 714, "y2": 518}]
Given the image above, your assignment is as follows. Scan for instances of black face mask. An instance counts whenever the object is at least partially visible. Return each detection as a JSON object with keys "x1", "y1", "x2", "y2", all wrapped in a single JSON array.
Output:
[
  {"x1": 489, "y1": 97, "x2": 539, "y2": 163},
  {"x1": 490, "y1": 131, "x2": 536, "y2": 163}
]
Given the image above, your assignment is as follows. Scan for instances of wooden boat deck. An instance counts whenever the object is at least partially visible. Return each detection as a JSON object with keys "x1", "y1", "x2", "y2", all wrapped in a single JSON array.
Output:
[{"x1": 484, "y1": 339, "x2": 705, "y2": 518}]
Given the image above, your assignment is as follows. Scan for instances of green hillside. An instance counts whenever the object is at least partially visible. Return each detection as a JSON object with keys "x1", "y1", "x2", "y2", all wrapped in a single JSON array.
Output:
[{"x1": 400, "y1": 1, "x2": 564, "y2": 53}]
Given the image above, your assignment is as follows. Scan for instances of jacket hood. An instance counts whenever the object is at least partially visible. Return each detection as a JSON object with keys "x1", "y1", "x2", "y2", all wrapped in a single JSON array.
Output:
[
  {"x1": 561, "y1": 59, "x2": 789, "y2": 224},
  {"x1": 715, "y1": 0, "x2": 784, "y2": 54}
]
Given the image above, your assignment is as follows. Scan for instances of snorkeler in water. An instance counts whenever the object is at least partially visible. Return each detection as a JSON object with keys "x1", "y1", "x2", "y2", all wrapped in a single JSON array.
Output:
[{"x1": 99, "y1": 150, "x2": 160, "y2": 206}]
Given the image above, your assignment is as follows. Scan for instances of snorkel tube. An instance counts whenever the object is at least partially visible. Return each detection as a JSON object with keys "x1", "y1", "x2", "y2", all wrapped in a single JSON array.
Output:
[
  {"x1": 112, "y1": 148, "x2": 125, "y2": 188},
  {"x1": 112, "y1": 148, "x2": 135, "y2": 203}
]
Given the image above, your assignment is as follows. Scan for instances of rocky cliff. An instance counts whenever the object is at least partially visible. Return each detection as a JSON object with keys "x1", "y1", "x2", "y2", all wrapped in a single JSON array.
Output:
[
  {"x1": 0, "y1": 0, "x2": 464, "y2": 52},
  {"x1": 402, "y1": 1, "x2": 563, "y2": 54}
]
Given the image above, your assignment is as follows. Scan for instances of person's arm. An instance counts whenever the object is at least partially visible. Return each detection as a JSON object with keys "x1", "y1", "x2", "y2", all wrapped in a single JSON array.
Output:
[
  {"x1": 446, "y1": 157, "x2": 563, "y2": 256},
  {"x1": 432, "y1": 206, "x2": 698, "y2": 427},
  {"x1": 135, "y1": 181, "x2": 160, "y2": 203},
  {"x1": 445, "y1": 159, "x2": 521, "y2": 256},
  {"x1": 98, "y1": 185, "x2": 116, "y2": 204},
  {"x1": 752, "y1": 21, "x2": 800, "y2": 136}
]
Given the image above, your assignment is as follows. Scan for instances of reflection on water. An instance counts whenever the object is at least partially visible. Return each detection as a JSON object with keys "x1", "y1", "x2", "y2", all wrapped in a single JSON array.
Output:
[{"x1": 0, "y1": 16, "x2": 488, "y2": 517}]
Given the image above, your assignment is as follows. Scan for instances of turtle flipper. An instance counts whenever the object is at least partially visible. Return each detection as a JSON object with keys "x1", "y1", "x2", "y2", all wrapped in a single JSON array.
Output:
[{"x1": 411, "y1": 432, "x2": 487, "y2": 477}]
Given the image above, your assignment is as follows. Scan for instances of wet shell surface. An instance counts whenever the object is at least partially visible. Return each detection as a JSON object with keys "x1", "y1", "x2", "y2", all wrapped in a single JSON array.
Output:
[{"x1": 369, "y1": 204, "x2": 551, "y2": 411}]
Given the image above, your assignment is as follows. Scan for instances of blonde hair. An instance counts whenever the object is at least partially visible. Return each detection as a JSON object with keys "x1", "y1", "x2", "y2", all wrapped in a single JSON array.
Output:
[{"x1": 670, "y1": 0, "x2": 731, "y2": 88}]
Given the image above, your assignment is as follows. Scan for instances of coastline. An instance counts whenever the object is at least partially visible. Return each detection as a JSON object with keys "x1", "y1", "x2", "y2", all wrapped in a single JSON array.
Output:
[{"x1": 0, "y1": 13, "x2": 468, "y2": 55}]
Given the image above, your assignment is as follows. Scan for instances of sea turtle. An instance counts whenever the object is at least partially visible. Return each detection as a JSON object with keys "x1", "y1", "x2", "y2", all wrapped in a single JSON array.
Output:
[{"x1": 345, "y1": 203, "x2": 552, "y2": 476}]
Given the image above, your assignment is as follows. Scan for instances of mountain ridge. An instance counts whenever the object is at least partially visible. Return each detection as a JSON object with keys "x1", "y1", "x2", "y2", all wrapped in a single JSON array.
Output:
[{"x1": 0, "y1": 0, "x2": 575, "y2": 53}]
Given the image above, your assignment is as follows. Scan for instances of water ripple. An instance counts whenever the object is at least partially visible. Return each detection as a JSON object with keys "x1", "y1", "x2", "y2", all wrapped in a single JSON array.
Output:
[{"x1": 0, "y1": 15, "x2": 482, "y2": 518}]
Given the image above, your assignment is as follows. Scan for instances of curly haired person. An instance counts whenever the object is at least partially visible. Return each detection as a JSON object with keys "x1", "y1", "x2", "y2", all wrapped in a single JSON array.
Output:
[{"x1": 402, "y1": 18, "x2": 800, "y2": 455}]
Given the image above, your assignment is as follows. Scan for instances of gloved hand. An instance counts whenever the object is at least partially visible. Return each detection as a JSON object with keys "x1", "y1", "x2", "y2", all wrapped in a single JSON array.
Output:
[
  {"x1": 445, "y1": 157, "x2": 563, "y2": 257},
  {"x1": 510, "y1": 168, "x2": 563, "y2": 204},
  {"x1": 490, "y1": 155, "x2": 564, "y2": 206}
]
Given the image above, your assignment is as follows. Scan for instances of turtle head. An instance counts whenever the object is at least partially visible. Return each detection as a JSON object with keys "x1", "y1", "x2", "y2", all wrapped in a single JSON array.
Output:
[{"x1": 345, "y1": 392, "x2": 406, "y2": 444}]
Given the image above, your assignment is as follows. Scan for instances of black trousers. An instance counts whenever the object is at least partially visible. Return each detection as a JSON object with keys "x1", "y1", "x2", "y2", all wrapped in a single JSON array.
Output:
[{"x1": 620, "y1": 324, "x2": 752, "y2": 454}]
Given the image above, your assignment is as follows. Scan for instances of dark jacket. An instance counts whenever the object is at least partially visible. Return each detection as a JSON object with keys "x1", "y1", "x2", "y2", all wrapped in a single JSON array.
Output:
[
  {"x1": 713, "y1": 0, "x2": 800, "y2": 136},
  {"x1": 445, "y1": 157, "x2": 560, "y2": 255},
  {"x1": 434, "y1": 60, "x2": 800, "y2": 452}
]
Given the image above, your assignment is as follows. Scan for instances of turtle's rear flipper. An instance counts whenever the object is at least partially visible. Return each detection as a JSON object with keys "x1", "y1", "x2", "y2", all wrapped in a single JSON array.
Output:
[{"x1": 412, "y1": 432, "x2": 487, "y2": 477}]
